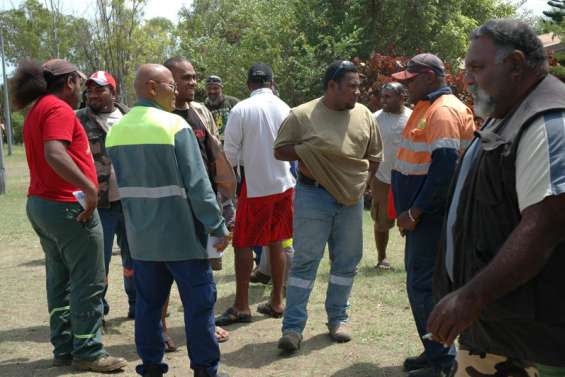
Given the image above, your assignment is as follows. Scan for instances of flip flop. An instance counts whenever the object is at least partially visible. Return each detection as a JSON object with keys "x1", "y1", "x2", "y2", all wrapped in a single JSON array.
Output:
[
  {"x1": 215, "y1": 307, "x2": 252, "y2": 326},
  {"x1": 375, "y1": 259, "x2": 392, "y2": 270},
  {"x1": 257, "y1": 302, "x2": 283, "y2": 318},
  {"x1": 215, "y1": 326, "x2": 230, "y2": 343}
]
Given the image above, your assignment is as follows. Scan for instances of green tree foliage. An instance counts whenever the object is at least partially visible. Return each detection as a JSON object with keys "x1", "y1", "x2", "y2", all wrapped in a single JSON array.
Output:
[
  {"x1": 0, "y1": 0, "x2": 90, "y2": 65},
  {"x1": 544, "y1": 0, "x2": 565, "y2": 22},
  {"x1": 2, "y1": 0, "x2": 518, "y2": 109},
  {"x1": 176, "y1": 0, "x2": 517, "y2": 106}
]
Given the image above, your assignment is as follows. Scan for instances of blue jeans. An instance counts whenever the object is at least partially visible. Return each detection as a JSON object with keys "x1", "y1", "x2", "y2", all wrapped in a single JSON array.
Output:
[
  {"x1": 282, "y1": 183, "x2": 363, "y2": 334},
  {"x1": 133, "y1": 259, "x2": 219, "y2": 376},
  {"x1": 405, "y1": 215, "x2": 455, "y2": 371},
  {"x1": 98, "y1": 201, "x2": 136, "y2": 315}
]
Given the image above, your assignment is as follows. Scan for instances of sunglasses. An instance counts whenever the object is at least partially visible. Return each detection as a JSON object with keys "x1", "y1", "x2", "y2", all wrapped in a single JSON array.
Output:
[{"x1": 329, "y1": 60, "x2": 356, "y2": 82}]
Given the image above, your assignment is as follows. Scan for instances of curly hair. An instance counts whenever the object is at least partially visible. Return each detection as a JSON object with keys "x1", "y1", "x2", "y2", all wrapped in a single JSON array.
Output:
[{"x1": 9, "y1": 59, "x2": 47, "y2": 110}]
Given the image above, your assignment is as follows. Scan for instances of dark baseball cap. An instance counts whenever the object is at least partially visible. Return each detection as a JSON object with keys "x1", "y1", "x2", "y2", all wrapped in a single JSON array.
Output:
[
  {"x1": 391, "y1": 53, "x2": 445, "y2": 81},
  {"x1": 206, "y1": 75, "x2": 224, "y2": 87},
  {"x1": 247, "y1": 63, "x2": 273, "y2": 83},
  {"x1": 42, "y1": 59, "x2": 86, "y2": 79}
]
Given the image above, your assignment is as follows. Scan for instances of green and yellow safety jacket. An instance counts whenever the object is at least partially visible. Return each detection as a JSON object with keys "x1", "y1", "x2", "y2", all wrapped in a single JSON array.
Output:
[{"x1": 106, "y1": 100, "x2": 228, "y2": 261}]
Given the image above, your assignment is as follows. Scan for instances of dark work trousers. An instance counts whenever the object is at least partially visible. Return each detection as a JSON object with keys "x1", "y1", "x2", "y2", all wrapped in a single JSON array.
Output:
[
  {"x1": 405, "y1": 214, "x2": 455, "y2": 372},
  {"x1": 99, "y1": 201, "x2": 136, "y2": 316},
  {"x1": 26, "y1": 196, "x2": 106, "y2": 361},
  {"x1": 133, "y1": 259, "x2": 220, "y2": 376}
]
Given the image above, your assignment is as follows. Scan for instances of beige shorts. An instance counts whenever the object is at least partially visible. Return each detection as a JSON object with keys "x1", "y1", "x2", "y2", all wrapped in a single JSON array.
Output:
[{"x1": 370, "y1": 178, "x2": 394, "y2": 231}]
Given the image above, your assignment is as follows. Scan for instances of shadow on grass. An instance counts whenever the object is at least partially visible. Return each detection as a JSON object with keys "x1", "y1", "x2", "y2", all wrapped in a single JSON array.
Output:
[
  {"x1": 18, "y1": 258, "x2": 45, "y2": 267},
  {"x1": 331, "y1": 363, "x2": 405, "y2": 377},
  {"x1": 221, "y1": 333, "x2": 334, "y2": 369},
  {"x1": 0, "y1": 343, "x2": 139, "y2": 377},
  {"x1": 0, "y1": 324, "x2": 50, "y2": 344},
  {"x1": 215, "y1": 285, "x2": 270, "y2": 313}
]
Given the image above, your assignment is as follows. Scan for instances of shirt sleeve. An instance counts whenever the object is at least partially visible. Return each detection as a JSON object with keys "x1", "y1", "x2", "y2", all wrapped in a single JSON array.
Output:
[
  {"x1": 364, "y1": 113, "x2": 383, "y2": 162},
  {"x1": 223, "y1": 106, "x2": 243, "y2": 167},
  {"x1": 43, "y1": 102, "x2": 75, "y2": 143},
  {"x1": 516, "y1": 112, "x2": 565, "y2": 212},
  {"x1": 273, "y1": 111, "x2": 302, "y2": 149},
  {"x1": 174, "y1": 122, "x2": 228, "y2": 237}
]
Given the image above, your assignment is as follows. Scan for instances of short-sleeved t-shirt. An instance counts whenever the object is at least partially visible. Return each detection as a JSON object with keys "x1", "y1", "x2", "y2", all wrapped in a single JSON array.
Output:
[
  {"x1": 274, "y1": 98, "x2": 382, "y2": 206},
  {"x1": 24, "y1": 94, "x2": 98, "y2": 202}
]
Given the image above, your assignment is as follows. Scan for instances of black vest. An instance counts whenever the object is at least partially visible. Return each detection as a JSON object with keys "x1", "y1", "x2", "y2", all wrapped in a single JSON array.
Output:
[{"x1": 434, "y1": 75, "x2": 565, "y2": 365}]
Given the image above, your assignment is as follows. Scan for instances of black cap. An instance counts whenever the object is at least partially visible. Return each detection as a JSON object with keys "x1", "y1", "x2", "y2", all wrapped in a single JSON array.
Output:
[
  {"x1": 247, "y1": 63, "x2": 273, "y2": 83},
  {"x1": 391, "y1": 53, "x2": 445, "y2": 80},
  {"x1": 206, "y1": 75, "x2": 223, "y2": 87}
]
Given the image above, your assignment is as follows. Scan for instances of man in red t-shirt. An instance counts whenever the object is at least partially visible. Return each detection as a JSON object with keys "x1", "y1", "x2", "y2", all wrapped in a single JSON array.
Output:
[{"x1": 10, "y1": 59, "x2": 126, "y2": 373}]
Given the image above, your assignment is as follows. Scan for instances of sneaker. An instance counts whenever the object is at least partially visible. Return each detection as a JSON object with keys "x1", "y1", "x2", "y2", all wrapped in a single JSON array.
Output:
[
  {"x1": 72, "y1": 354, "x2": 127, "y2": 372},
  {"x1": 327, "y1": 323, "x2": 352, "y2": 343},
  {"x1": 250, "y1": 268, "x2": 271, "y2": 284},
  {"x1": 278, "y1": 330, "x2": 302, "y2": 352},
  {"x1": 52, "y1": 355, "x2": 72, "y2": 367},
  {"x1": 404, "y1": 352, "x2": 431, "y2": 371},
  {"x1": 408, "y1": 366, "x2": 444, "y2": 377}
]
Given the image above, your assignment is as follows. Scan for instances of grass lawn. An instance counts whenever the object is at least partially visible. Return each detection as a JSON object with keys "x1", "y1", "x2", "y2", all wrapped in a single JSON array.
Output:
[{"x1": 0, "y1": 145, "x2": 421, "y2": 377}]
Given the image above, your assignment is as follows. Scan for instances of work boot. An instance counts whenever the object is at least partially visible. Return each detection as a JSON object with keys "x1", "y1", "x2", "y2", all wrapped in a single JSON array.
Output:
[
  {"x1": 278, "y1": 330, "x2": 302, "y2": 352},
  {"x1": 136, "y1": 363, "x2": 168, "y2": 376},
  {"x1": 52, "y1": 355, "x2": 72, "y2": 367},
  {"x1": 194, "y1": 369, "x2": 230, "y2": 377},
  {"x1": 327, "y1": 323, "x2": 352, "y2": 343},
  {"x1": 408, "y1": 366, "x2": 445, "y2": 377},
  {"x1": 404, "y1": 352, "x2": 431, "y2": 371},
  {"x1": 142, "y1": 364, "x2": 165, "y2": 377},
  {"x1": 72, "y1": 354, "x2": 127, "y2": 373}
]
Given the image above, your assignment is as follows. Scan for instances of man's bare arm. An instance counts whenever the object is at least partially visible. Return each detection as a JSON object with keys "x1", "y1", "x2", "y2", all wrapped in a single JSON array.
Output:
[
  {"x1": 44, "y1": 140, "x2": 98, "y2": 222},
  {"x1": 274, "y1": 145, "x2": 300, "y2": 161}
]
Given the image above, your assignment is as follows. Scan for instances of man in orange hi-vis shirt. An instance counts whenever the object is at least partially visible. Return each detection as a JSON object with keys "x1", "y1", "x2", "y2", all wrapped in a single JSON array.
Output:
[{"x1": 390, "y1": 53, "x2": 475, "y2": 377}]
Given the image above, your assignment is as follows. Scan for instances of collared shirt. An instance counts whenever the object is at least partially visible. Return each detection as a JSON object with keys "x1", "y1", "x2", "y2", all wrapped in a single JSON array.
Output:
[{"x1": 224, "y1": 88, "x2": 295, "y2": 198}]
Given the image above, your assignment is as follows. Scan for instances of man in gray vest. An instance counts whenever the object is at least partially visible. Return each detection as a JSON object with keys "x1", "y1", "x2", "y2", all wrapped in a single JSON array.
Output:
[{"x1": 430, "y1": 19, "x2": 565, "y2": 376}]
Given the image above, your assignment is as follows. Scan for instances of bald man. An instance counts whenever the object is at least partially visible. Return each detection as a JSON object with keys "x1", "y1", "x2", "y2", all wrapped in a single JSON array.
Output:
[{"x1": 106, "y1": 64, "x2": 230, "y2": 377}]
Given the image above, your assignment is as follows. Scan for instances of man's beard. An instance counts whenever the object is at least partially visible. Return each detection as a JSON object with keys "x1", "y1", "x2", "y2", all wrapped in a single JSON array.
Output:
[
  {"x1": 468, "y1": 85, "x2": 496, "y2": 119},
  {"x1": 207, "y1": 95, "x2": 223, "y2": 106}
]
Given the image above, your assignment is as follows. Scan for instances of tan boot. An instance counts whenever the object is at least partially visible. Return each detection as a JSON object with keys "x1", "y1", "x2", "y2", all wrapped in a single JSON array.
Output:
[
  {"x1": 72, "y1": 354, "x2": 127, "y2": 372},
  {"x1": 327, "y1": 323, "x2": 352, "y2": 343}
]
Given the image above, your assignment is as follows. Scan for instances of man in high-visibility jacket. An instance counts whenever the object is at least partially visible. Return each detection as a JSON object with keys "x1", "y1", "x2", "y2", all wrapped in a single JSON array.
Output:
[
  {"x1": 390, "y1": 53, "x2": 475, "y2": 377},
  {"x1": 106, "y1": 64, "x2": 230, "y2": 377}
]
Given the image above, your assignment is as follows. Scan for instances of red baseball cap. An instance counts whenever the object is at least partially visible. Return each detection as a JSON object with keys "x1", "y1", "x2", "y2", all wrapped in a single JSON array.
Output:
[
  {"x1": 86, "y1": 71, "x2": 117, "y2": 92},
  {"x1": 391, "y1": 53, "x2": 445, "y2": 81}
]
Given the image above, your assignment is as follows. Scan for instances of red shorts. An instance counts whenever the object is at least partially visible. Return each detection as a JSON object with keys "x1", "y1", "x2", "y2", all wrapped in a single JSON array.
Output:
[{"x1": 232, "y1": 181, "x2": 294, "y2": 248}]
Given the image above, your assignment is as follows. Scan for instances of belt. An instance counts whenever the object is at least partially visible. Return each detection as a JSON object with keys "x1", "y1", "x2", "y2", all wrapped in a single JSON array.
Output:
[{"x1": 298, "y1": 173, "x2": 325, "y2": 190}]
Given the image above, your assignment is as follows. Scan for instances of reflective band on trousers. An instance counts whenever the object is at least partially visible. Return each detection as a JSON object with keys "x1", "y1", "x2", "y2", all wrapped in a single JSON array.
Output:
[
  {"x1": 74, "y1": 333, "x2": 96, "y2": 339},
  {"x1": 49, "y1": 306, "x2": 70, "y2": 317},
  {"x1": 329, "y1": 275, "x2": 354, "y2": 286},
  {"x1": 288, "y1": 276, "x2": 314, "y2": 289},
  {"x1": 119, "y1": 185, "x2": 187, "y2": 199}
]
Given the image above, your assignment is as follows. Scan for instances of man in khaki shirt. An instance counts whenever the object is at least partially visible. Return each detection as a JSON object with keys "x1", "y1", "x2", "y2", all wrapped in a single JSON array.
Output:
[{"x1": 274, "y1": 60, "x2": 382, "y2": 352}]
